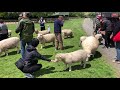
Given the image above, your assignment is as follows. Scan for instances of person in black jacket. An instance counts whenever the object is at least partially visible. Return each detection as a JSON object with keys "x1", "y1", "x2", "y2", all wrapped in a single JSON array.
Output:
[
  {"x1": 110, "y1": 16, "x2": 120, "y2": 63},
  {"x1": 101, "y1": 17, "x2": 113, "y2": 48},
  {"x1": 20, "y1": 38, "x2": 52, "y2": 78}
]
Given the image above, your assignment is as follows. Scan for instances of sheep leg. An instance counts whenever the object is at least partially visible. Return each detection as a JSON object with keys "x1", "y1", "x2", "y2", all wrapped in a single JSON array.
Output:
[
  {"x1": 68, "y1": 64, "x2": 72, "y2": 71},
  {"x1": 64, "y1": 64, "x2": 67, "y2": 70},
  {"x1": 41, "y1": 44, "x2": 43, "y2": 49},
  {"x1": 83, "y1": 61, "x2": 86, "y2": 68},
  {"x1": 5, "y1": 49, "x2": 8, "y2": 56}
]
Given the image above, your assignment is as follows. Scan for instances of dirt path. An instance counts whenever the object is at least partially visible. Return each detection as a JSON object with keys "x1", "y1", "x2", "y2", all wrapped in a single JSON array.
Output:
[{"x1": 82, "y1": 18, "x2": 120, "y2": 77}]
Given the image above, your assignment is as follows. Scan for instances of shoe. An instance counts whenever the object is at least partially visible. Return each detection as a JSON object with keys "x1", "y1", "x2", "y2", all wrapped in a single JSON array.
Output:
[
  {"x1": 24, "y1": 73, "x2": 34, "y2": 78},
  {"x1": 112, "y1": 60, "x2": 120, "y2": 63}
]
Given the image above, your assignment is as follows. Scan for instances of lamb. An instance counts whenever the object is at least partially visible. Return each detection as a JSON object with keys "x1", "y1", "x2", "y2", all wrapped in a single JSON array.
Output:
[
  {"x1": 81, "y1": 36, "x2": 99, "y2": 57},
  {"x1": 0, "y1": 37, "x2": 20, "y2": 56},
  {"x1": 37, "y1": 33, "x2": 55, "y2": 49},
  {"x1": 35, "y1": 30, "x2": 50, "y2": 35},
  {"x1": 8, "y1": 30, "x2": 12, "y2": 37},
  {"x1": 52, "y1": 50, "x2": 90, "y2": 71},
  {"x1": 62, "y1": 29, "x2": 73, "y2": 39}
]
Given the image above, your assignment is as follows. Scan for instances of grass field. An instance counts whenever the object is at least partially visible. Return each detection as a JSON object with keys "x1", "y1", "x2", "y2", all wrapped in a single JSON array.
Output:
[{"x1": 0, "y1": 18, "x2": 117, "y2": 78}]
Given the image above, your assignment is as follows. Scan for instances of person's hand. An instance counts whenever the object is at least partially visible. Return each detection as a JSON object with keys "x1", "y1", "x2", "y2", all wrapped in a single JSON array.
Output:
[{"x1": 110, "y1": 34, "x2": 113, "y2": 39}]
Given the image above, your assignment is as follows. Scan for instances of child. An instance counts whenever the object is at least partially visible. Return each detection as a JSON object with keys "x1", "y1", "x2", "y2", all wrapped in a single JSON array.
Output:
[{"x1": 17, "y1": 38, "x2": 52, "y2": 78}]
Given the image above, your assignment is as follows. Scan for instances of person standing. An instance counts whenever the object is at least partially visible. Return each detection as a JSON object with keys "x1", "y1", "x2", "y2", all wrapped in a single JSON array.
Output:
[
  {"x1": 54, "y1": 16, "x2": 64, "y2": 50},
  {"x1": 0, "y1": 19, "x2": 8, "y2": 41},
  {"x1": 39, "y1": 17, "x2": 46, "y2": 31},
  {"x1": 110, "y1": 14, "x2": 120, "y2": 63},
  {"x1": 15, "y1": 12, "x2": 35, "y2": 59}
]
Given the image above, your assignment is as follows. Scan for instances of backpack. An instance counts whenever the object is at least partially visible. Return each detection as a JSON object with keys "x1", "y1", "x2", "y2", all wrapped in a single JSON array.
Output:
[{"x1": 21, "y1": 19, "x2": 34, "y2": 42}]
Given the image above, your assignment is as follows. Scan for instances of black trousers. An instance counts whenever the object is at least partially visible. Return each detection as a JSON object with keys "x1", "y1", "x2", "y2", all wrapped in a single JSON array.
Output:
[
  {"x1": 102, "y1": 31, "x2": 114, "y2": 48},
  {"x1": 0, "y1": 34, "x2": 8, "y2": 41},
  {"x1": 41, "y1": 26, "x2": 45, "y2": 31},
  {"x1": 22, "y1": 64, "x2": 42, "y2": 74}
]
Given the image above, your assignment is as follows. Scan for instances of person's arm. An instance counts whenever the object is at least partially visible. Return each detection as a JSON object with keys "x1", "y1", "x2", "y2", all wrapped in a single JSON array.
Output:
[
  {"x1": 59, "y1": 20, "x2": 63, "y2": 27},
  {"x1": 34, "y1": 51, "x2": 51, "y2": 62},
  {"x1": 15, "y1": 21, "x2": 24, "y2": 33}
]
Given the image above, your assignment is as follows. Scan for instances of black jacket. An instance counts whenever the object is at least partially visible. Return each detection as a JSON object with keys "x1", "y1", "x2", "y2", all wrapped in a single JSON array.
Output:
[
  {"x1": 102, "y1": 19, "x2": 112, "y2": 32},
  {"x1": 113, "y1": 21, "x2": 120, "y2": 36},
  {"x1": 23, "y1": 45, "x2": 51, "y2": 66}
]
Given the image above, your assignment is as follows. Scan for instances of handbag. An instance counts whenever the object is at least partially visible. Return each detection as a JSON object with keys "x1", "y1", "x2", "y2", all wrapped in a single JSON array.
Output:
[
  {"x1": 113, "y1": 31, "x2": 120, "y2": 42},
  {"x1": 15, "y1": 58, "x2": 24, "y2": 70}
]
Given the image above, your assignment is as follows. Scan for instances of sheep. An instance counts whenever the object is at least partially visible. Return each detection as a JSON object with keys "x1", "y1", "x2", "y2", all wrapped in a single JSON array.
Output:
[
  {"x1": 79, "y1": 36, "x2": 87, "y2": 46},
  {"x1": 81, "y1": 36, "x2": 99, "y2": 58},
  {"x1": 52, "y1": 50, "x2": 90, "y2": 71},
  {"x1": 8, "y1": 30, "x2": 12, "y2": 37},
  {"x1": 62, "y1": 29, "x2": 73, "y2": 39},
  {"x1": 37, "y1": 33, "x2": 55, "y2": 49},
  {"x1": 0, "y1": 37, "x2": 20, "y2": 56},
  {"x1": 35, "y1": 30, "x2": 50, "y2": 35},
  {"x1": 79, "y1": 34, "x2": 102, "y2": 46}
]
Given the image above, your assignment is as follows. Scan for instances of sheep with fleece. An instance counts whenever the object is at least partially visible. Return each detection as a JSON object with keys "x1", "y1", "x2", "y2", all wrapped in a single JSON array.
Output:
[
  {"x1": 35, "y1": 30, "x2": 50, "y2": 35},
  {"x1": 51, "y1": 49, "x2": 90, "y2": 71},
  {"x1": 37, "y1": 33, "x2": 55, "y2": 49},
  {"x1": 79, "y1": 34, "x2": 102, "y2": 46},
  {"x1": 81, "y1": 36, "x2": 99, "y2": 57},
  {"x1": 62, "y1": 29, "x2": 73, "y2": 39},
  {"x1": 0, "y1": 37, "x2": 20, "y2": 56}
]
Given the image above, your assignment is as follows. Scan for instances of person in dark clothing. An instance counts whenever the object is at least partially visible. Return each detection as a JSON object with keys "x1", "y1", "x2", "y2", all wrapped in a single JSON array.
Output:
[
  {"x1": 39, "y1": 17, "x2": 46, "y2": 31},
  {"x1": 110, "y1": 16, "x2": 120, "y2": 63},
  {"x1": 93, "y1": 15, "x2": 102, "y2": 35},
  {"x1": 19, "y1": 38, "x2": 52, "y2": 78},
  {"x1": 0, "y1": 19, "x2": 8, "y2": 41},
  {"x1": 54, "y1": 16, "x2": 64, "y2": 50},
  {"x1": 100, "y1": 17, "x2": 113, "y2": 48}
]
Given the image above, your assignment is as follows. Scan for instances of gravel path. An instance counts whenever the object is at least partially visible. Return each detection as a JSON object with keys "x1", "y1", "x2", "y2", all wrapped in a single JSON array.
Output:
[{"x1": 82, "y1": 18, "x2": 120, "y2": 77}]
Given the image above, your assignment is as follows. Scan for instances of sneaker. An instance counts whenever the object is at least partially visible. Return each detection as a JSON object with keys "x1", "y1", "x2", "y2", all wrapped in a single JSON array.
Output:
[
  {"x1": 24, "y1": 73, "x2": 34, "y2": 78},
  {"x1": 112, "y1": 60, "x2": 120, "y2": 63}
]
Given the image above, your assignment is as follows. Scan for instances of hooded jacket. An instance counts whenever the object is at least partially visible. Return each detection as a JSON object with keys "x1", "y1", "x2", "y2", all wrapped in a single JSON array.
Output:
[{"x1": 23, "y1": 45, "x2": 51, "y2": 66}]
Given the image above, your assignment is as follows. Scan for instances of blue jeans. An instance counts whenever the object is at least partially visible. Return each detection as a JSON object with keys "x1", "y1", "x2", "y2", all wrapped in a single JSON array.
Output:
[
  {"x1": 20, "y1": 40, "x2": 31, "y2": 59},
  {"x1": 115, "y1": 42, "x2": 120, "y2": 60}
]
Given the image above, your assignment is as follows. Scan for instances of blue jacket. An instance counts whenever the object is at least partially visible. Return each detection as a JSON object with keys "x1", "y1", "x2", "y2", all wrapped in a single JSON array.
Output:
[{"x1": 54, "y1": 19, "x2": 63, "y2": 33}]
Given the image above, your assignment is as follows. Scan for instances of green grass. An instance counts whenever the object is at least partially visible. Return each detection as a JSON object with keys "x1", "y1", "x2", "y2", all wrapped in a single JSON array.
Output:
[{"x1": 0, "y1": 18, "x2": 117, "y2": 78}]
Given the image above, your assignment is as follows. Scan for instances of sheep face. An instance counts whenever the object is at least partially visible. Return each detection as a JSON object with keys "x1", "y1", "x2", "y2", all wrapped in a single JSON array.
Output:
[{"x1": 37, "y1": 34, "x2": 43, "y2": 40}]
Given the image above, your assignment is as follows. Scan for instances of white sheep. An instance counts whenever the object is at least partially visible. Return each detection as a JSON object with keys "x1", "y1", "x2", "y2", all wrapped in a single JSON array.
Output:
[
  {"x1": 52, "y1": 50, "x2": 90, "y2": 71},
  {"x1": 37, "y1": 33, "x2": 55, "y2": 49},
  {"x1": 81, "y1": 36, "x2": 99, "y2": 57},
  {"x1": 62, "y1": 29, "x2": 73, "y2": 39},
  {"x1": 35, "y1": 30, "x2": 50, "y2": 35},
  {"x1": 0, "y1": 37, "x2": 20, "y2": 56},
  {"x1": 8, "y1": 30, "x2": 12, "y2": 37}
]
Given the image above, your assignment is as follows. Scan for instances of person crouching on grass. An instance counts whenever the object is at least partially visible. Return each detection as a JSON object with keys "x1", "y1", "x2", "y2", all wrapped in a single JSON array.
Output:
[{"x1": 17, "y1": 38, "x2": 52, "y2": 78}]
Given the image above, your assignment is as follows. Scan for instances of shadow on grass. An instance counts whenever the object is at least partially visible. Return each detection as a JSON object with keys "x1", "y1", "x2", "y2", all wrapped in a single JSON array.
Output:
[
  {"x1": 34, "y1": 66, "x2": 56, "y2": 77},
  {"x1": 64, "y1": 45, "x2": 74, "y2": 50},
  {"x1": 42, "y1": 55, "x2": 53, "y2": 58},
  {"x1": 64, "y1": 36, "x2": 74, "y2": 39},
  {"x1": 89, "y1": 51, "x2": 102, "y2": 61},
  {"x1": 44, "y1": 45, "x2": 54, "y2": 49},
  {"x1": 0, "y1": 51, "x2": 19, "y2": 57},
  {"x1": 60, "y1": 63, "x2": 91, "y2": 72}
]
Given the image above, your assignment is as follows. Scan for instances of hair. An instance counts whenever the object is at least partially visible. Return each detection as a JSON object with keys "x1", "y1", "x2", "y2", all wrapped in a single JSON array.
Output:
[
  {"x1": 30, "y1": 38, "x2": 39, "y2": 47},
  {"x1": 0, "y1": 19, "x2": 4, "y2": 23},
  {"x1": 22, "y1": 12, "x2": 31, "y2": 18}
]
